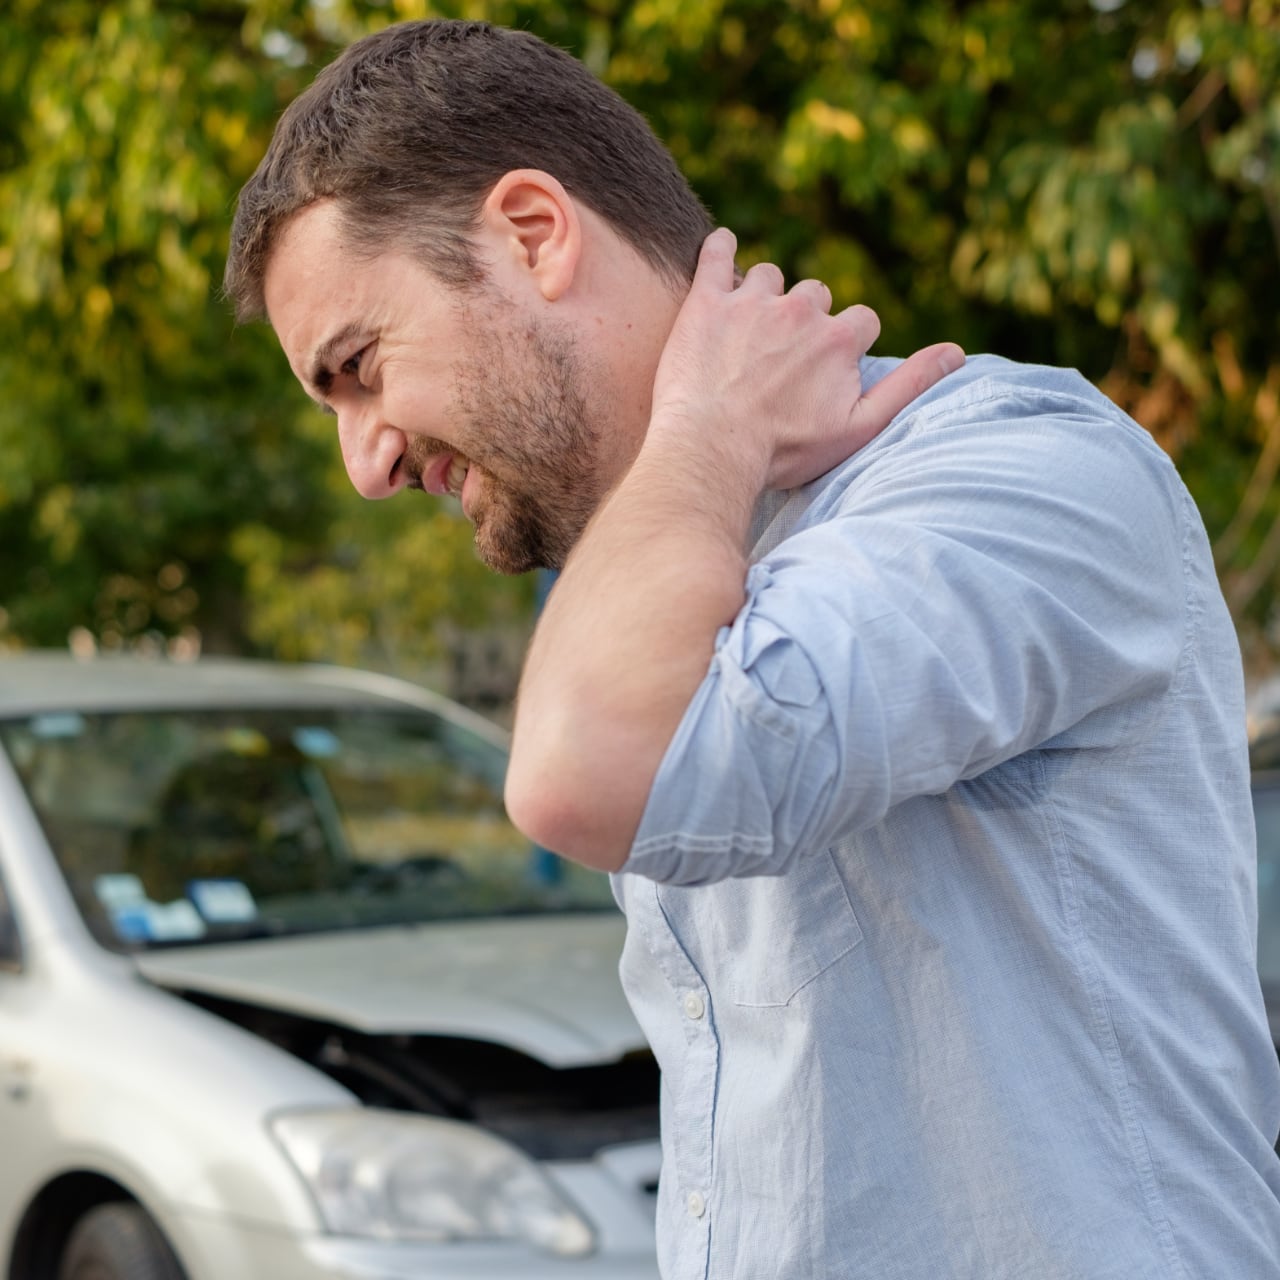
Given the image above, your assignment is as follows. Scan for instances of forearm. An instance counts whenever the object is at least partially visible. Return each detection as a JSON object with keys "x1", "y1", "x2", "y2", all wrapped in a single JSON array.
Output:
[{"x1": 505, "y1": 421, "x2": 765, "y2": 870}]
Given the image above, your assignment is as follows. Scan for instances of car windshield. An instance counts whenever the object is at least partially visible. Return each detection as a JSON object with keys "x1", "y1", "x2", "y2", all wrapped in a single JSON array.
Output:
[
  {"x1": 0, "y1": 704, "x2": 615, "y2": 950},
  {"x1": 1257, "y1": 774, "x2": 1280, "y2": 988}
]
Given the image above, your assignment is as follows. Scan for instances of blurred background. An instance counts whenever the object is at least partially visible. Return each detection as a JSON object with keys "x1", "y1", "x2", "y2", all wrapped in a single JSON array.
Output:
[{"x1": 2, "y1": 0, "x2": 1278, "y2": 712}]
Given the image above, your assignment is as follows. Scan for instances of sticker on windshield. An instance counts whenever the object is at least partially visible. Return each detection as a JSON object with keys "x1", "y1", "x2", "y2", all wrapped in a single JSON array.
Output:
[
  {"x1": 94, "y1": 874, "x2": 147, "y2": 911},
  {"x1": 110, "y1": 904, "x2": 154, "y2": 943},
  {"x1": 108, "y1": 898, "x2": 207, "y2": 944},
  {"x1": 292, "y1": 726, "x2": 341, "y2": 758},
  {"x1": 220, "y1": 727, "x2": 270, "y2": 757},
  {"x1": 29, "y1": 712, "x2": 86, "y2": 739},
  {"x1": 187, "y1": 878, "x2": 259, "y2": 924},
  {"x1": 148, "y1": 900, "x2": 207, "y2": 941}
]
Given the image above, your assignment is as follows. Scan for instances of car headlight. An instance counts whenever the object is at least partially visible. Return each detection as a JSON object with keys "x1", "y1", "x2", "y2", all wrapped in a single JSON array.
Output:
[{"x1": 270, "y1": 1108, "x2": 595, "y2": 1257}]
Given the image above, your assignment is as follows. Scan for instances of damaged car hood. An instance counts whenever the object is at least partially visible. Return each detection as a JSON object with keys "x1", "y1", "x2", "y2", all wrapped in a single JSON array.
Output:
[{"x1": 134, "y1": 912, "x2": 644, "y2": 1068}]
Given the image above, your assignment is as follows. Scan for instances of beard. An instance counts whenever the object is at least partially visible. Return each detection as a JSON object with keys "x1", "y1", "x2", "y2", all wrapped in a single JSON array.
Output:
[{"x1": 402, "y1": 305, "x2": 608, "y2": 575}]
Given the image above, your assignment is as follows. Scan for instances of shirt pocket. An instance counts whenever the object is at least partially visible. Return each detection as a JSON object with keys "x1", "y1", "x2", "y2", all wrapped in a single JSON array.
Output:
[{"x1": 716, "y1": 845, "x2": 864, "y2": 1008}]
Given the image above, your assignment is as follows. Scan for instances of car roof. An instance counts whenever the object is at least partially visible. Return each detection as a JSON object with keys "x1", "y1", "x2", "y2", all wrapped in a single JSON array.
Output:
[{"x1": 0, "y1": 651, "x2": 508, "y2": 745}]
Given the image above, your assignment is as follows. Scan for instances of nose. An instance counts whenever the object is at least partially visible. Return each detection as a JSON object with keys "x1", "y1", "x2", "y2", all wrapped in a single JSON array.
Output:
[{"x1": 336, "y1": 403, "x2": 408, "y2": 500}]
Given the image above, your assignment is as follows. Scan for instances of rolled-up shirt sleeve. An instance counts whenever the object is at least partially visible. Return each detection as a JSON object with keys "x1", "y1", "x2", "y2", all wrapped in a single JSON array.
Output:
[{"x1": 622, "y1": 385, "x2": 1192, "y2": 886}]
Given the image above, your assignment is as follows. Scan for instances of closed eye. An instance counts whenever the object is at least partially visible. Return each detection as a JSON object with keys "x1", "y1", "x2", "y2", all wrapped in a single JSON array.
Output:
[{"x1": 341, "y1": 346, "x2": 368, "y2": 379}]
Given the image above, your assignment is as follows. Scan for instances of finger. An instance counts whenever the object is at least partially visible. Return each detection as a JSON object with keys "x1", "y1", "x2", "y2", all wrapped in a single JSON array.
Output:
[
  {"x1": 738, "y1": 261, "x2": 786, "y2": 295},
  {"x1": 834, "y1": 302, "x2": 882, "y2": 354},
  {"x1": 790, "y1": 279, "x2": 833, "y2": 313},
  {"x1": 692, "y1": 228, "x2": 739, "y2": 295},
  {"x1": 853, "y1": 342, "x2": 966, "y2": 428}
]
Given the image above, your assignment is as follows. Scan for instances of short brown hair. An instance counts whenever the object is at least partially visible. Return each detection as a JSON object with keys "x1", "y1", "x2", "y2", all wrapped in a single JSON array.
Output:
[{"x1": 225, "y1": 19, "x2": 713, "y2": 319}]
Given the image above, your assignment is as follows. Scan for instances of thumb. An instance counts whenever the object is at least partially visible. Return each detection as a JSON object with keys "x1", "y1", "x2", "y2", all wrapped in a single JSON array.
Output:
[{"x1": 851, "y1": 343, "x2": 966, "y2": 432}]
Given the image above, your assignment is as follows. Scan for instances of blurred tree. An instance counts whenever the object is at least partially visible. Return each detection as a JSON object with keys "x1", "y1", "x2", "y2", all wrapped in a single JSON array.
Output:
[
  {"x1": 2, "y1": 0, "x2": 1277, "y2": 672},
  {"x1": 0, "y1": 0, "x2": 324, "y2": 654},
  {"x1": 0, "y1": 0, "x2": 526, "y2": 669}
]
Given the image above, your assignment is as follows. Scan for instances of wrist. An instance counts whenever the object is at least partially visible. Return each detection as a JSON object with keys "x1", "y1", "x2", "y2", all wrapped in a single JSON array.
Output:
[{"x1": 638, "y1": 409, "x2": 770, "y2": 533}]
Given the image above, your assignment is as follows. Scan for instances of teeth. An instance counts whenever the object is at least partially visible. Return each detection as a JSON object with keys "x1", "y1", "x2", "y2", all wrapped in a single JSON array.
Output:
[{"x1": 446, "y1": 457, "x2": 469, "y2": 496}]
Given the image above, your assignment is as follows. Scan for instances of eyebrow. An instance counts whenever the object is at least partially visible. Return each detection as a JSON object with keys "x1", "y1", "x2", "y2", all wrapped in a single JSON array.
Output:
[{"x1": 307, "y1": 322, "x2": 367, "y2": 398}]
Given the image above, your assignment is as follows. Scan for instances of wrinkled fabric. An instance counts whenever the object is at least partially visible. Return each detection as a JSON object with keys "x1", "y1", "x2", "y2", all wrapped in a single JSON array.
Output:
[{"x1": 614, "y1": 354, "x2": 1280, "y2": 1280}]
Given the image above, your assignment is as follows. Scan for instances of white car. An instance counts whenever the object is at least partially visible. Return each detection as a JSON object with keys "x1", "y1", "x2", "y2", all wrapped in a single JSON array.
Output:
[{"x1": 0, "y1": 653, "x2": 660, "y2": 1280}]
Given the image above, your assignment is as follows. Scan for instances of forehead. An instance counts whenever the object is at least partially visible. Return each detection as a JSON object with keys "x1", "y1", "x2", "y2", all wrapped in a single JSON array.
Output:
[{"x1": 263, "y1": 200, "x2": 357, "y2": 315}]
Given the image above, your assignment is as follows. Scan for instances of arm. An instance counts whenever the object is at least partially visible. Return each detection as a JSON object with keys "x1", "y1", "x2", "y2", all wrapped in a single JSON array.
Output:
[
  {"x1": 620, "y1": 380, "x2": 1192, "y2": 886},
  {"x1": 503, "y1": 229, "x2": 964, "y2": 869}
]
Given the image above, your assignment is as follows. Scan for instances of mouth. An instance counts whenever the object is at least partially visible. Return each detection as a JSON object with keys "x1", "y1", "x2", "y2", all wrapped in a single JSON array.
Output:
[{"x1": 420, "y1": 452, "x2": 470, "y2": 499}]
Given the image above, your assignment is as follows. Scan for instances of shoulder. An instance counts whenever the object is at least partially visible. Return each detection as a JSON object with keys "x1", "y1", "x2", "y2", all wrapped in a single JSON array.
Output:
[
  {"x1": 746, "y1": 354, "x2": 1199, "y2": 631},
  {"x1": 860, "y1": 352, "x2": 1131, "y2": 427},
  {"x1": 800, "y1": 353, "x2": 1187, "y2": 538}
]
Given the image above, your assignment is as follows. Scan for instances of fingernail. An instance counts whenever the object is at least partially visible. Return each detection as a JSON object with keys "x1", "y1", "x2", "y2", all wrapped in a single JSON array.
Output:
[{"x1": 939, "y1": 345, "x2": 965, "y2": 374}]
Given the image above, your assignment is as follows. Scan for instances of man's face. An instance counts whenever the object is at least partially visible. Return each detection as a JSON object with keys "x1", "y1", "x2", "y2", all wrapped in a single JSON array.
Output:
[{"x1": 263, "y1": 201, "x2": 612, "y2": 573}]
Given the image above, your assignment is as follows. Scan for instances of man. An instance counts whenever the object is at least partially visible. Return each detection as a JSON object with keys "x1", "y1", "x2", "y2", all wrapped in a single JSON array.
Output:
[{"x1": 226, "y1": 19, "x2": 1280, "y2": 1278}]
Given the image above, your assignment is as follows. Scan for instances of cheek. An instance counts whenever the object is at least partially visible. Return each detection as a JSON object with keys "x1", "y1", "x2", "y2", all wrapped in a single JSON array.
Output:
[{"x1": 379, "y1": 360, "x2": 452, "y2": 431}]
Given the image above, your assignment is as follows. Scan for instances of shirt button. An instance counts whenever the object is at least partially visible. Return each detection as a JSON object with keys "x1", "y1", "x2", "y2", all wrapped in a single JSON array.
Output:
[
  {"x1": 683, "y1": 991, "x2": 705, "y2": 1020},
  {"x1": 687, "y1": 1190, "x2": 706, "y2": 1218}
]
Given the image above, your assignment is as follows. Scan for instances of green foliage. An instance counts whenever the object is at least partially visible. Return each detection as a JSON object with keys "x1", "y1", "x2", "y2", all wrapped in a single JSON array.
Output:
[
  {"x1": 2, "y1": 0, "x2": 318, "y2": 651},
  {"x1": 2, "y1": 0, "x2": 1278, "y2": 672}
]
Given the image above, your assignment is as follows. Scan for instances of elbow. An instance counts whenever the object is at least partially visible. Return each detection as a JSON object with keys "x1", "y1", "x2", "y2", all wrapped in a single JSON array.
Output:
[{"x1": 504, "y1": 761, "x2": 633, "y2": 874}]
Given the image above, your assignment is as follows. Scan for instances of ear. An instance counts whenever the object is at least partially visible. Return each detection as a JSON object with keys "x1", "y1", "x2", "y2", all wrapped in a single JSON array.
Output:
[{"x1": 479, "y1": 170, "x2": 582, "y2": 302}]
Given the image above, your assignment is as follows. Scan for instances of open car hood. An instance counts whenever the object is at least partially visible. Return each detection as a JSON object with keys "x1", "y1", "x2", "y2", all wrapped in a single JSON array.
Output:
[{"x1": 134, "y1": 912, "x2": 644, "y2": 1068}]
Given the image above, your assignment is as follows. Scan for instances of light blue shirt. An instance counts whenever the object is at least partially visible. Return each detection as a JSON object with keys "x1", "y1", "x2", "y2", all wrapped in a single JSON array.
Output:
[{"x1": 614, "y1": 355, "x2": 1280, "y2": 1279}]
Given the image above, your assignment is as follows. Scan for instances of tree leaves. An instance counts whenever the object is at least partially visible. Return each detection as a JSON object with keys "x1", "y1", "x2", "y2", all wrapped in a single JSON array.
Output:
[{"x1": 2, "y1": 0, "x2": 1278, "y2": 674}]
